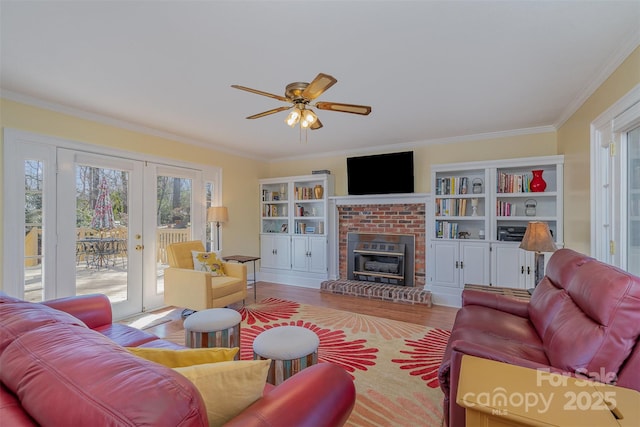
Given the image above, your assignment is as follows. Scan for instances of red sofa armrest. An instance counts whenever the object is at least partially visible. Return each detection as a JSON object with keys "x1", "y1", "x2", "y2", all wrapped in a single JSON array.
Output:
[
  {"x1": 462, "y1": 289, "x2": 530, "y2": 318},
  {"x1": 225, "y1": 363, "x2": 356, "y2": 427},
  {"x1": 41, "y1": 294, "x2": 112, "y2": 329}
]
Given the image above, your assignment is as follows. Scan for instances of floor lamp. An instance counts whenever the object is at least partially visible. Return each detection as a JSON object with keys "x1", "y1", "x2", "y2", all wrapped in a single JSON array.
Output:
[
  {"x1": 207, "y1": 206, "x2": 228, "y2": 251},
  {"x1": 519, "y1": 221, "x2": 558, "y2": 293}
]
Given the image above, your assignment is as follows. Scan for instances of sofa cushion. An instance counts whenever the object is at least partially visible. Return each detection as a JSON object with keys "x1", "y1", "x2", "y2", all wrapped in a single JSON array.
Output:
[
  {"x1": 0, "y1": 299, "x2": 87, "y2": 353},
  {"x1": 93, "y1": 322, "x2": 162, "y2": 347},
  {"x1": 0, "y1": 323, "x2": 208, "y2": 426},
  {"x1": 543, "y1": 260, "x2": 640, "y2": 377},
  {"x1": 174, "y1": 360, "x2": 271, "y2": 426},
  {"x1": 210, "y1": 276, "x2": 245, "y2": 298},
  {"x1": 528, "y1": 277, "x2": 568, "y2": 339}
]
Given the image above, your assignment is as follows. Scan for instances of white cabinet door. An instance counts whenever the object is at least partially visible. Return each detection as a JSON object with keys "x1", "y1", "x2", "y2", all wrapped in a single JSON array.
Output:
[
  {"x1": 260, "y1": 234, "x2": 290, "y2": 270},
  {"x1": 308, "y1": 236, "x2": 327, "y2": 274},
  {"x1": 431, "y1": 240, "x2": 460, "y2": 288},
  {"x1": 491, "y1": 243, "x2": 534, "y2": 288},
  {"x1": 291, "y1": 235, "x2": 309, "y2": 271},
  {"x1": 460, "y1": 242, "x2": 490, "y2": 286},
  {"x1": 291, "y1": 236, "x2": 327, "y2": 274}
]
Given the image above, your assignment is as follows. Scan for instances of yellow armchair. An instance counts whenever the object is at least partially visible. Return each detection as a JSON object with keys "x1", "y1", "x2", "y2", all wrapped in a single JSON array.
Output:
[{"x1": 164, "y1": 241, "x2": 247, "y2": 311}]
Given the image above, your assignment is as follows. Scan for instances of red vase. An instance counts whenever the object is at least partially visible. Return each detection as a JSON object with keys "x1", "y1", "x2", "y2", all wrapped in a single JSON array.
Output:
[{"x1": 530, "y1": 170, "x2": 547, "y2": 192}]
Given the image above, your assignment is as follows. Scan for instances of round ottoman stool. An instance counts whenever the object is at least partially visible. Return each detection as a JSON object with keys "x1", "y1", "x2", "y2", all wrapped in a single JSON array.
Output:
[
  {"x1": 183, "y1": 308, "x2": 242, "y2": 359},
  {"x1": 252, "y1": 326, "x2": 320, "y2": 385}
]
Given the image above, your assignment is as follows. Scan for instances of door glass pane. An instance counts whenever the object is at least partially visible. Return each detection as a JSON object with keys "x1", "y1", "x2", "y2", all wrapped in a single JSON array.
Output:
[
  {"x1": 75, "y1": 166, "x2": 129, "y2": 303},
  {"x1": 628, "y1": 126, "x2": 640, "y2": 275},
  {"x1": 156, "y1": 176, "x2": 192, "y2": 293},
  {"x1": 205, "y1": 182, "x2": 214, "y2": 252},
  {"x1": 24, "y1": 160, "x2": 44, "y2": 302}
]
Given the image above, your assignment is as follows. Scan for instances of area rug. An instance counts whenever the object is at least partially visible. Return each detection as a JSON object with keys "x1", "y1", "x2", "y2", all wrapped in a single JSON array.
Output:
[{"x1": 167, "y1": 298, "x2": 450, "y2": 426}]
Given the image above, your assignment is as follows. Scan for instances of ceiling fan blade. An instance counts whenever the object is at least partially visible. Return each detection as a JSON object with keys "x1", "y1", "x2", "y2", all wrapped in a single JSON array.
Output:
[
  {"x1": 302, "y1": 73, "x2": 337, "y2": 100},
  {"x1": 231, "y1": 85, "x2": 290, "y2": 102},
  {"x1": 315, "y1": 102, "x2": 372, "y2": 115},
  {"x1": 246, "y1": 106, "x2": 292, "y2": 119},
  {"x1": 310, "y1": 118, "x2": 323, "y2": 130}
]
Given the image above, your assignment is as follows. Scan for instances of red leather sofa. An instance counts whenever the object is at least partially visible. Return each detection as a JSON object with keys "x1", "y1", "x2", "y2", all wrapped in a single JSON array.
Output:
[
  {"x1": 0, "y1": 293, "x2": 355, "y2": 426},
  {"x1": 438, "y1": 248, "x2": 640, "y2": 427}
]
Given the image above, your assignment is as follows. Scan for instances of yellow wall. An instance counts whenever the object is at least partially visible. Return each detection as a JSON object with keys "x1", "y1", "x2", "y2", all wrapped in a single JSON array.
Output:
[
  {"x1": 0, "y1": 99, "x2": 267, "y2": 279},
  {"x1": 268, "y1": 133, "x2": 557, "y2": 195},
  {"x1": 558, "y1": 46, "x2": 640, "y2": 254}
]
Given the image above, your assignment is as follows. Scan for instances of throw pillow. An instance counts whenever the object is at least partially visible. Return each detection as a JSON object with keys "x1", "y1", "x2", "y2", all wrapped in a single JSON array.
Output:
[
  {"x1": 192, "y1": 250, "x2": 226, "y2": 276},
  {"x1": 174, "y1": 359, "x2": 271, "y2": 426},
  {"x1": 126, "y1": 347, "x2": 238, "y2": 368}
]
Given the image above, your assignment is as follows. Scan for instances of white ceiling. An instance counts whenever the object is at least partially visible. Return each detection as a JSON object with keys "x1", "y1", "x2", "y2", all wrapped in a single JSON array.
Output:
[{"x1": 2, "y1": 1, "x2": 639, "y2": 161}]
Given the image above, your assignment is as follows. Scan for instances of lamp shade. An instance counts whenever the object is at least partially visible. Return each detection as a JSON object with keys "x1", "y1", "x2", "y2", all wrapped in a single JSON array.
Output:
[
  {"x1": 207, "y1": 206, "x2": 228, "y2": 223},
  {"x1": 519, "y1": 221, "x2": 557, "y2": 253}
]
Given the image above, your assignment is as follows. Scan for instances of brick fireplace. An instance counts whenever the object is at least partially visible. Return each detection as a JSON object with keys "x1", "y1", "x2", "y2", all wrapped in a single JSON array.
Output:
[{"x1": 334, "y1": 199, "x2": 426, "y2": 288}]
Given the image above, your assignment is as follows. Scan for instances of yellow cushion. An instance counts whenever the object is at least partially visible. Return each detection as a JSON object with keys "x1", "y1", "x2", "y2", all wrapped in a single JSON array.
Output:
[
  {"x1": 192, "y1": 250, "x2": 226, "y2": 276},
  {"x1": 126, "y1": 347, "x2": 238, "y2": 368},
  {"x1": 174, "y1": 360, "x2": 271, "y2": 426}
]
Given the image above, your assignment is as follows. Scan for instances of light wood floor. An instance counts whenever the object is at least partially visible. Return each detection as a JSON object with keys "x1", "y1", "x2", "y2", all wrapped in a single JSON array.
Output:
[{"x1": 144, "y1": 282, "x2": 459, "y2": 339}]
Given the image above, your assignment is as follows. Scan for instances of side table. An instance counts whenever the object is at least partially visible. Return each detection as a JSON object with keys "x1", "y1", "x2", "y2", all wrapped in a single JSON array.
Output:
[{"x1": 222, "y1": 255, "x2": 261, "y2": 300}]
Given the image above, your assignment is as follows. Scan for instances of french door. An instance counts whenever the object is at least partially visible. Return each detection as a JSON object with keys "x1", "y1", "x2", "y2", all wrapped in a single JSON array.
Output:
[
  {"x1": 3, "y1": 129, "x2": 212, "y2": 320},
  {"x1": 58, "y1": 150, "x2": 145, "y2": 318}
]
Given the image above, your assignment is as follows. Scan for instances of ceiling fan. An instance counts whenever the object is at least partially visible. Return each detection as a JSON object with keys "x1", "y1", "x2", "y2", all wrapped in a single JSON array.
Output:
[{"x1": 231, "y1": 73, "x2": 371, "y2": 130}]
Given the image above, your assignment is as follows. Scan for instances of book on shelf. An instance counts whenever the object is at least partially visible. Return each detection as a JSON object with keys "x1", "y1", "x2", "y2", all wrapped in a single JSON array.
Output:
[
  {"x1": 497, "y1": 172, "x2": 532, "y2": 193},
  {"x1": 496, "y1": 200, "x2": 516, "y2": 216},
  {"x1": 435, "y1": 198, "x2": 468, "y2": 216},
  {"x1": 436, "y1": 221, "x2": 459, "y2": 239}
]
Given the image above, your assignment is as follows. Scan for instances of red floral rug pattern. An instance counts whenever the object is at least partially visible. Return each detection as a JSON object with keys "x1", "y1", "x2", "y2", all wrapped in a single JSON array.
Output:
[
  {"x1": 234, "y1": 298, "x2": 449, "y2": 426},
  {"x1": 392, "y1": 328, "x2": 452, "y2": 388}
]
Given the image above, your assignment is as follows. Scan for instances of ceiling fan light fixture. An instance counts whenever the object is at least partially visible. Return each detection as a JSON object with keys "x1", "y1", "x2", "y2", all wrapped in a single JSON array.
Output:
[
  {"x1": 285, "y1": 109, "x2": 301, "y2": 127},
  {"x1": 301, "y1": 109, "x2": 317, "y2": 127}
]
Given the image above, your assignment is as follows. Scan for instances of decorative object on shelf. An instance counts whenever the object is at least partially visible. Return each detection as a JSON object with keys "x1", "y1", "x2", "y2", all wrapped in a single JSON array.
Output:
[
  {"x1": 471, "y1": 198, "x2": 479, "y2": 216},
  {"x1": 280, "y1": 224, "x2": 287, "y2": 233},
  {"x1": 299, "y1": 223, "x2": 306, "y2": 234},
  {"x1": 472, "y1": 178, "x2": 483, "y2": 194},
  {"x1": 207, "y1": 206, "x2": 229, "y2": 251},
  {"x1": 478, "y1": 229, "x2": 485, "y2": 240},
  {"x1": 458, "y1": 231, "x2": 470, "y2": 239},
  {"x1": 314, "y1": 184, "x2": 324, "y2": 199},
  {"x1": 312, "y1": 169, "x2": 331, "y2": 175},
  {"x1": 524, "y1": 199, "x2": 537, "y2": 216},
  {"x1": 519, "y1": 221, "x2": 558, "y2": 289},
  {"x1": 460, "y1": 177, "x2": 469, "y2": 194},
  {"x1": 529, "y1": 170, "x2": 547, "y2": 192}
]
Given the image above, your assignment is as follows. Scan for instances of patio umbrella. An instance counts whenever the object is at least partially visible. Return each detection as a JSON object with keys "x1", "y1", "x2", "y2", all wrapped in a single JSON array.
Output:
[{"x1": 90, "y1": 177, "x2": 115, "y2": 230}]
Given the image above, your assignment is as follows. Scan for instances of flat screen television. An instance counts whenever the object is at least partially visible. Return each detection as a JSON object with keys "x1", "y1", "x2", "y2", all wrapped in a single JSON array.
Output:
[{"x1": 347, "y1": 151, "x2": 414, "y2": 195}]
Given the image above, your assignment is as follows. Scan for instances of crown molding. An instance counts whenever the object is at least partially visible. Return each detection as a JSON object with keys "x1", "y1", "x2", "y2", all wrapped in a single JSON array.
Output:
[
  {"x1": 0, "y1": 90, "x2": 265, "y2": 162},
  {"x1": 269, "y1": 125, "x2": 557, "y2": 163}
]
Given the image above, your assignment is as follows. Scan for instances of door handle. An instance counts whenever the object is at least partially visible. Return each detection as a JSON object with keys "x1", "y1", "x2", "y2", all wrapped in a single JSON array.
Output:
[
  {"x1": 135, "y1": 245, "x2": 144, "y2": 251},
  {"x1": 460, "y1": 261, "x2": 464, "y2": 269},
  {"x1": 521, "y1": 266, "x2": 525, "y2": 274},
  {"x1": 527, "y1": 266, "x2": 531, "y2": 275},
  {"x1": 455, "y1": 261, "x2": 459, "y2": 269}
]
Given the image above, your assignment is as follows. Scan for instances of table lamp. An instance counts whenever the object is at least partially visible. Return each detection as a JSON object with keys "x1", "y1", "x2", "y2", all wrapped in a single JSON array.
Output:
[
  {"x1": 519, "y1": 221, "x2": 557, "y2": 290},
  {"x1": 207, "y1": 206, "x2": 228, "y2": 251}
]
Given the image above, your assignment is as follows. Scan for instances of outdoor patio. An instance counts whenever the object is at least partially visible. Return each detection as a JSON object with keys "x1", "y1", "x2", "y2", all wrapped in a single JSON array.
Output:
[{"x1": 24, "y1": 256, "x2": 167, "y2": 306}]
